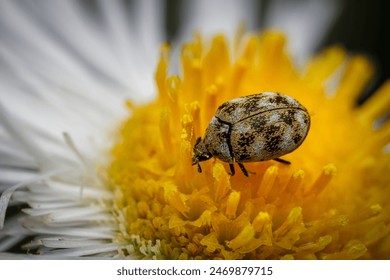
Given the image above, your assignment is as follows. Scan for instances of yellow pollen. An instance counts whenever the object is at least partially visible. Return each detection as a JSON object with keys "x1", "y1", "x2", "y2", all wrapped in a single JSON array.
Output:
[{"x1": 108, "y1": 31, "x2": 390, "y2": 259}]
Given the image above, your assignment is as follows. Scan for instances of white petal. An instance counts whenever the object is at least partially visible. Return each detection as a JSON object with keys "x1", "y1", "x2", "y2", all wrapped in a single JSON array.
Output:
[{"x1": 180, "y1": 0, "x2": 258, "y2": 39}]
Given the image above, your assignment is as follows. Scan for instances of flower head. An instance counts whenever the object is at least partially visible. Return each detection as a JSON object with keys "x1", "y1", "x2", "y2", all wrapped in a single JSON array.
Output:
[{"x1": 108, "y1": 31, "x2": 390, "y2": 260}]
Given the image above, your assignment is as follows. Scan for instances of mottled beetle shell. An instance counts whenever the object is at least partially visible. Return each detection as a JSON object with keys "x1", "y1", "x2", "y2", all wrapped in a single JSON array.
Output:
[{"x1": 204, "y1": 92, "x2": 310, "y2": 163}]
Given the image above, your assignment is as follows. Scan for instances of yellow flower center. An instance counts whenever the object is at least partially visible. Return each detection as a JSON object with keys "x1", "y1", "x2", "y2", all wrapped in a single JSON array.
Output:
[{"x1": 107, "y1": 31, "x2": 390, "y2": 259}]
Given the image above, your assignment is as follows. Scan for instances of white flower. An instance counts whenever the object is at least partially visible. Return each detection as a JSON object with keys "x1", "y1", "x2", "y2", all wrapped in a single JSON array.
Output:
[{"x1": 0, "y1": 0, "x2": 339, "y2": 258}]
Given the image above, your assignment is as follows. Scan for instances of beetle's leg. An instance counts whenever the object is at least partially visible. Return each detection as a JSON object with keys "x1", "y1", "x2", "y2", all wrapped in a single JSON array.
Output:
[
  {"x1": 197, "y1": 163, "x2": 202, "y2": 173},
  {"x1": 237, "y1": 162, "x2": 249, "y2": 177},
  {"x1": 273, "y1": 158, "x2": 291, "y2": 165},
  {"x1": 229, "y1": 163, "x2": 235, "y2": 176}
]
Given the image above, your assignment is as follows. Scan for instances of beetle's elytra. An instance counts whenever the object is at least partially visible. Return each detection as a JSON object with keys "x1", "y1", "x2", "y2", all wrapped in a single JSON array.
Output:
[{"x1": 192, "y1": 92, "x2": 310, "y2": 176}]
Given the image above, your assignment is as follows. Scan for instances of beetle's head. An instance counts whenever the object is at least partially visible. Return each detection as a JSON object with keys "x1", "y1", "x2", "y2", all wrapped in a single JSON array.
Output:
[{"x1": 192, "y1": 137, "x2": 212, "y2": 173}]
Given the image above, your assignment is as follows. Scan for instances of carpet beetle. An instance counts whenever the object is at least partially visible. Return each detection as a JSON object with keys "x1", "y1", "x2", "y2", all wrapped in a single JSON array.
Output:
[{"x1": 192, "y1": 92, "x2": 310, "y2": 176}]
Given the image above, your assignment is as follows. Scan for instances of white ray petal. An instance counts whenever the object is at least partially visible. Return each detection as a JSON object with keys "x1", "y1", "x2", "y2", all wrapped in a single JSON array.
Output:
[
  {"x1": 22, "y1": 218, "x2": 115, "y2": 239},
  {"x1": 180, "y1": 0, "x2": 258, "y2": 39},
  {"x1": 0, "y1": 234, "x2": 24, "y2": 251},
  {"x1": 22, "y1": 206, "x2": 111, "y2": 221},
  {"x1": 98, "y1": 0, "x2": 159, "y2": 101},
  {"x1": 133, "y1": 0, "x2": 166, "y2": 57},
  {"x1": 0, "y1": 1, "x2": 125, "y2": 92},
  {"x1": 28, "y1": 236, "x2": 111, "y2": 249},
  {"x1": 0, "y1": 167, "x2": 38, "y2": 186},
  {"x1": 0, "y1": 168, "x2": 70, "y2": 229},
  {"x1": 36, "y1": 244, "x2": 120, "y2": 257}
]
